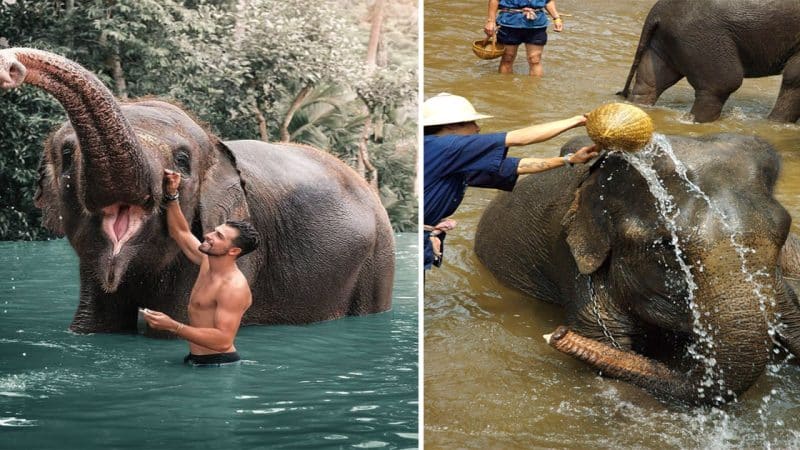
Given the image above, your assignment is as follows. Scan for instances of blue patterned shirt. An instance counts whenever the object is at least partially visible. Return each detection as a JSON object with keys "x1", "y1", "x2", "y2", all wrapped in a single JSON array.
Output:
[{"x1": 497, "y1": 0, "x2": 552, "y2": 29}]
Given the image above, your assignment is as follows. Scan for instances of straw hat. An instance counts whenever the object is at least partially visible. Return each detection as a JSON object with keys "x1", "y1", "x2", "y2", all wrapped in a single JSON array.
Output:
[
  {"x1": 585, "y1": 103, "x2": 654, "y2": 152},
  {"x1": 423, "y1": 93, "x2": 493, "y2": 126}
]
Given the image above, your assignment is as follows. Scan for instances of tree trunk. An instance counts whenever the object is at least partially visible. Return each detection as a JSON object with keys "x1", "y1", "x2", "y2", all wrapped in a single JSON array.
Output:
[
  {"x1": 357, "y1": 0, "x2": 386, "y2": 194},
  {"x1": 280, "y1": 84, "x2": 312, "y2": 142},
  {"x1": 107, "y1": 52, "x2": 128, "y2": 100},
  {"x1": 365, "y1": 0, "x2": 386, "y2": 72},
  {"x1": 358, "y1": 116, "x2": 379, "y2": 192},
  {"x1": 253, "y1": 102, "x2": 269, "y2": 142}
]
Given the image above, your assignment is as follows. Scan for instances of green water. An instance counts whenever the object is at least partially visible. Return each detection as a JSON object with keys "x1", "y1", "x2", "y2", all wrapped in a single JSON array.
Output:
[{"x1": 0, "y1": 233, "x2": 418, "y2": 449}]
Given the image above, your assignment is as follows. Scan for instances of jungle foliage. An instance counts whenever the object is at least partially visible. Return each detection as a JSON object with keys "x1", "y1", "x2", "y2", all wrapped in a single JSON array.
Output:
[{"x1": 0, "y1": 0, "x2": 418, "y2": 239}]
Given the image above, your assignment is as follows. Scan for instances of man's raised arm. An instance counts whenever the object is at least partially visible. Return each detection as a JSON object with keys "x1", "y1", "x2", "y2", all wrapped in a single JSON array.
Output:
[{"x1": 163, "y1": 169, "x2": 204, "y2": 265}]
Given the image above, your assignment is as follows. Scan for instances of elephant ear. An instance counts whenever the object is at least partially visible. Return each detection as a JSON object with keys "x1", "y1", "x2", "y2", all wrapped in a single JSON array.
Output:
[
  {"x1": 562, "y1": 178, "x2": 610, "y2": 275},
  {"x1": 198, "y1": 139, "x2": 250, "y2": 231},
  {"x1": 33, "y1": 142, "x2": 65, "y2": 236}
]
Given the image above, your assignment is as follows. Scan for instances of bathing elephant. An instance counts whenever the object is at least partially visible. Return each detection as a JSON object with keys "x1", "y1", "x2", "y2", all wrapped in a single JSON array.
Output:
[
  {"x1": 0, "y1": 48, "x2": 394, "y2": 333},
  {"x1": 475, "y1": 134, "x2": 800, "y2": 405},
  {"x1": 618, "y1": 0, "x2": 800, "y2": 123}
]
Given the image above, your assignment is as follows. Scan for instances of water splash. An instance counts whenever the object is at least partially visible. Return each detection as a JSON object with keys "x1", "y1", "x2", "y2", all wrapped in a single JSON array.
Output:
[
  {"x1": 621, "y1": 145, "x2": 721, "y2": 399},
  {"x1": 621, "y1": 134, "x2": 789, "y2": 442}
]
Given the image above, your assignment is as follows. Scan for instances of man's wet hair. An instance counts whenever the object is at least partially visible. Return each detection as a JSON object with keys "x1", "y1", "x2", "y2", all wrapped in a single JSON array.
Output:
[{"x1": 225, "y1": 220, "x2": 260, "y2": 257}]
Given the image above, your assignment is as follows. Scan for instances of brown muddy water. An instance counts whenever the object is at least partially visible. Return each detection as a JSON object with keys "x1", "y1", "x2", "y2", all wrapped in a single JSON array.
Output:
[{"x1": 423, "y1": 0, "x2": 800, "y2": 448}]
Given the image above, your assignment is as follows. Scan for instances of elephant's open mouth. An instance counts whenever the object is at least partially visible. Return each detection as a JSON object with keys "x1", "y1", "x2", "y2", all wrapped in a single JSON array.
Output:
[{"x1": 101, "y1": 203, "x2": 146, "y2": 256}]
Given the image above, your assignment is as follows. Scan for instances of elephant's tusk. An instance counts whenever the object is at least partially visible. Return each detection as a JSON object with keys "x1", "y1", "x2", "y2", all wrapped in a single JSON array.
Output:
[{"x1": 543, "y1": 332, "x2": 553, "y2": 343}]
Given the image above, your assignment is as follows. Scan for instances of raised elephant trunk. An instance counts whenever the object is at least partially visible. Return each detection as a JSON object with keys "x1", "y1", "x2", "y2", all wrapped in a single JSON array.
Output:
[{"x1": 0, "y1": 48, "x2": 152, "y2": 211}]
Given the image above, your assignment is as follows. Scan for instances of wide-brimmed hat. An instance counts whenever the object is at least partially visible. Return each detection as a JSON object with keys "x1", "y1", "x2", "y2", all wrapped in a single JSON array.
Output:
[{"x1": 422, "y1": 93, "x2": 493, "y2": 126}]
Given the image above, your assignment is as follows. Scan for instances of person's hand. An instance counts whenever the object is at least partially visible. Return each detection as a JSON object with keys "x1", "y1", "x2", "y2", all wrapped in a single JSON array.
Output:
[
  {"x1": 569, "y1": 144, "x2": 601, "y2": 164},
  {"x1": 573, "y1": 115, "x2": 588, "y2": 127},
  {"x1": 163, "y1": 169, "x2": 181, "y2": 196},
  {"x1": 484, "y1": 20, "x2": 497, "y2": 37},
  {"x1": 553, "y1": 17, "x2": 564, "y2": 32},
  {"x1": 142, "y1": 309, "x2": 179, "y2": 332}
]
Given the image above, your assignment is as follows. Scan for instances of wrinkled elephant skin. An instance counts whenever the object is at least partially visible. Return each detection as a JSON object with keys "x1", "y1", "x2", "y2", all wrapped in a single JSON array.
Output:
[
  {"x1": 475, "y1": 134, "x2": 800, "y2": 404},
  {"x1": 0, "y1": 48, "x2": 394, "y2": 334},
  {"x1": 619, "y1": 0, "x2": 800, "y2": 123}
]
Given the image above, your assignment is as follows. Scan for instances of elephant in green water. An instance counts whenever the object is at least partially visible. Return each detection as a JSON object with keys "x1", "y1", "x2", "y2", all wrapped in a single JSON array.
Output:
[
  {"x1": 0, "y1": 48, "x2": 394, "y2": 333},
  {"x1": 476, "y1": 134, "x2": 800, "y2": 405}
]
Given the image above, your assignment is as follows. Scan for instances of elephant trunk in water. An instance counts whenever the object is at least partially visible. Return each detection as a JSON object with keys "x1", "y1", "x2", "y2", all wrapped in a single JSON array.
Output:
[
  {"x1": 548, "y1": 246, "x2": 775, "y2": 405},
  {"x1": 0, "y1": 48, "x2": 152, "y2": 212}
]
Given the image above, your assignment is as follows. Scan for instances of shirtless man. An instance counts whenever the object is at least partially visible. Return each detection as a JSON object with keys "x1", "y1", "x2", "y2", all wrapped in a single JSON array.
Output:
[{"x1": 142, "y1": 169, "x2": 260, "y2": 366}]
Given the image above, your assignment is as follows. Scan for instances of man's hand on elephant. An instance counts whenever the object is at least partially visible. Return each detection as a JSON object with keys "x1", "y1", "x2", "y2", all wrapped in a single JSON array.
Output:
[
  {"x1": 163, "y1": 169, "x2": 181, "y2": 197},
  {"x1": 571, "y1": 144, "x2": 600, "y2": 164},
  {"x1": 142, "y1": 309, "x2": 180, "y2": 332}
]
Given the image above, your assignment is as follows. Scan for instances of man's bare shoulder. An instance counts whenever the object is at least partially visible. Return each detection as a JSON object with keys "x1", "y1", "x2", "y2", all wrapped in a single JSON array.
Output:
[{"x1": 218, "y1": 270, "x2": 252, "y2": 305}]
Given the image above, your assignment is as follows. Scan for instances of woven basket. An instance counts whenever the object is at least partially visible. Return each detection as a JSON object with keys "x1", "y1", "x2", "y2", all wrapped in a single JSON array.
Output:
[
  {"x1": 586, "y1": 103, "x2": 654, "y2": 152},
  {"x1": 472, "y1": 35, "x2": 505, "y2": 60}
]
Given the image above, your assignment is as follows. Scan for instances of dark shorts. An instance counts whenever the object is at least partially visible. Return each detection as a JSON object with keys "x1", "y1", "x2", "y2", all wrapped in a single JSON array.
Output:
[
  {"x1": 184, "y1": 351, "x2": 241, "y2": 367},
  {"x1": 497, "y1": 26, "x2": 548, "y2": 46}
]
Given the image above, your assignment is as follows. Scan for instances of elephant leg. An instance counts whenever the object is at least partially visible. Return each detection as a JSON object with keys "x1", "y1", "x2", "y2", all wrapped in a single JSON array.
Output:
[
  {"x1": 545, "y1": 326, "x2": 697, "y2": 401},
  {"x1": 775, "y1": 277, "x2": 800, "y2": 358},
  {"x1": 628, "y1": 48, "x2": 683, "y2": 105},
  {"x1": 69, "y1": 262, "x2": 139, "y2": 333},
  {"x1": 768, "y1": 53, "x2": 800, "y2": 123},
  {"x1": 690, "y1": 88, "x2": 736, "y2": 123},
  {"x1": 685, "y1": 46, "x2": 743, "y2": 122},
  {"x1": 780, "y1": 232, "x2": 800, "y2": 281},
  {"x1": 70, "y1": 293, "x2": 138, "y2": 334}
]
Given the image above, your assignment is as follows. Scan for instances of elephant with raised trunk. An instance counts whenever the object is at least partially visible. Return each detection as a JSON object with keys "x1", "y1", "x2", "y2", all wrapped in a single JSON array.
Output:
[
  {"x1": 619, "y1": 0, "x2": 800, "y2": 123},
  {"x1": 475, "y1": 134, "x2": 800, "y2": 405},
  {"x1": 0, "y1": 48, "x2": 394, "y2": 333}
]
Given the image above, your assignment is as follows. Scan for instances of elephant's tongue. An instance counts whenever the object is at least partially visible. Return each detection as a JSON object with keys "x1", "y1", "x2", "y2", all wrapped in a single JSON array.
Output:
[
  {"x1": 101, "y1": 203, "x2": 145, "y2": 256},
  {"x1": 114, "y1": 204, "x2": 130, "y2": 240}
]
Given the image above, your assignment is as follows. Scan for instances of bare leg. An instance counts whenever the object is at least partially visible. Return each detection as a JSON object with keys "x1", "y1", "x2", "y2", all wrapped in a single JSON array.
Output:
[
  {"x1": 525, "y1": 43, "x2": 544, "y2": 77},
  {"x1": 499, "y1": 44, "x2": 519, "y2": 74}
]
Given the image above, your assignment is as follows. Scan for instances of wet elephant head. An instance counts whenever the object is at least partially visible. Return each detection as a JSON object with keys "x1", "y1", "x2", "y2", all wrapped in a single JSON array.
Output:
[
  {"x1": 563, "y1": 135, "x2": 790, "y2": 401},
  {"x1": 476, "y1": 133, "x2": 797, "y2": 404},
  {"x1": 1, "y1": 48, "x2": 248, "y2": 293}
]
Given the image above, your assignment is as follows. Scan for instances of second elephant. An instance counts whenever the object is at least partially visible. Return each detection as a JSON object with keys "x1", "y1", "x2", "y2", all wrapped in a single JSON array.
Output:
[
  {"x1": 475, "y1": 133, "x2": 800, "y2": 405},
  {"x1": 619, "y1": 0, "x2": 800, "y2": 123}
]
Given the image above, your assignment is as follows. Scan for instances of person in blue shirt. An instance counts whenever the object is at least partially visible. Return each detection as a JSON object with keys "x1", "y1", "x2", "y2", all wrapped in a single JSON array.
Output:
[
  {"x1": 423, "y1": 93, "x2": 598, "y2": 271},
  {"x1": 484, "y1": 0, "x2": 563, "y2": 76}
]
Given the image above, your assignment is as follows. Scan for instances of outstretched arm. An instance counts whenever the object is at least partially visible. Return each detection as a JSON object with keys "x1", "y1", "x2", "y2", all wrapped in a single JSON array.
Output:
[
  {"x1": 143, "y1": 280, "x2": 251, "y2": 353},
  {"x1": 506, "y1": 115, "x2": 586, "y2": 147},
  {"x1": 163, "y1": 169, "x2": 204, "y2": 265},
  {"x1": 516, "y1": 144, "x2": 599, "y2": 174}
]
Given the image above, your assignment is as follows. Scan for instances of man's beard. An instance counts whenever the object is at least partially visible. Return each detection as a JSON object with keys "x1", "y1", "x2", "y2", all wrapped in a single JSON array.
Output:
[{"x1": 198, "y1": 241, "x2": 227, "y2": 256}]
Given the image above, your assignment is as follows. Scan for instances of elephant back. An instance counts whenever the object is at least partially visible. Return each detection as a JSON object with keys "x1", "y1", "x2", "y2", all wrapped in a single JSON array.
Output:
[
  {"x1": 220, "y1": 140, "x2": 394, "y2": 324},
  {"x1": 476, "y1": 143, "x2": 590, "y2": 303}
]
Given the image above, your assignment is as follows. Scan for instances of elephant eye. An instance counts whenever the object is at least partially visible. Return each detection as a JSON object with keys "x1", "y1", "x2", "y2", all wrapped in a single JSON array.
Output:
[
  {"x1": 61, "y1": 142, "x2": 74, "y2": 173},
  {"x1": 173, "y1": 151, "x2": 191, "y2": 176}
]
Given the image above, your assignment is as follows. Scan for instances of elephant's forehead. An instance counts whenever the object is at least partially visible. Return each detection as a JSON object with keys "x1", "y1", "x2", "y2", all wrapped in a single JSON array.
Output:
[{"x1": 135, "y1": 130, "x2": 175, "y2": 158}]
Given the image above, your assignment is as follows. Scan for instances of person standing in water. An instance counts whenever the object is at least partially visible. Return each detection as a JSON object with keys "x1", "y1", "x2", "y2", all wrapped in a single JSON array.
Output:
[
  {"x1": 142, "y1": 169, "x2": 260, "y2": 366},
  {"x1": 485, "y1": 0, "x2": 563, "y2": 76}
]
